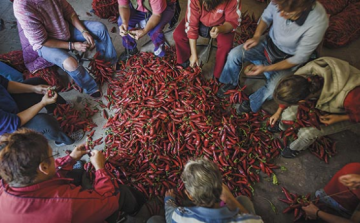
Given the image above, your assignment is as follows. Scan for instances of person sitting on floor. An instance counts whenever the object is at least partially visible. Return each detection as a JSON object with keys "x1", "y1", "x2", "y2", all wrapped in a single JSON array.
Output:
[
  {"x1": 302, "y1": 163, "x2": 360, "y2": 222},
  {"x1": 269, "y1": 57, "x2": 360, "y2": 158},
  {"x1": 147, "y1": 158, "x2": 264, "y2": 223},
  {"x1": 0, "y1": 129, "x2": 146, "y2": 222},
  {"x1": 117, "y1": 0, "x2": 176, "y2": 61},
  {"x1": 13, "y1": 0, "x2": 117, "y2": 98},
  {"x1": 173, "y1": 0, "x2": 241, "y2": 79},
  {"x1": 0, "y1": 74, "x2": 83, "y2": 146},
  {"x1": 216, "y1": 0, "x2": 328, "y2": 114}
]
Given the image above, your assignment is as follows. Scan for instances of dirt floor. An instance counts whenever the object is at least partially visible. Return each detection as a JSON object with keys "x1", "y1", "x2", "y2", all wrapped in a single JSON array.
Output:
[{"x1": 1, "y1": 0, "x2": 360, "y2": 222}]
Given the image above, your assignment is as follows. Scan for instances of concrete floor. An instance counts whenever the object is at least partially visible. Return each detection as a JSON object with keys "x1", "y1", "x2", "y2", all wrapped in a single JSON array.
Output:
[{"x1": 1, "y1": 0, "x2": 360, "y2": 222}]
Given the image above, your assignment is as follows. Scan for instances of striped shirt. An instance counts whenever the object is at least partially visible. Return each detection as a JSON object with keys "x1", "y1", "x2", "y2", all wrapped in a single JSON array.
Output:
[
  {"x1": 13, "y1": 0, "x2": 76, "y2": 51},
  {"x1": 165, "y1": 196, "x2": 264, "y2": 223}
]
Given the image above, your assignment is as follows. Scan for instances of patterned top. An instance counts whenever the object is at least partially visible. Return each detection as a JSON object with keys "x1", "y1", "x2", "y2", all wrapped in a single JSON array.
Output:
[
  {"x1": 164, "y1": 196, "x2": 264, "y2": 223},
  {"x1": 13, "y1": 0, "x2": 76, "y2": 51}
]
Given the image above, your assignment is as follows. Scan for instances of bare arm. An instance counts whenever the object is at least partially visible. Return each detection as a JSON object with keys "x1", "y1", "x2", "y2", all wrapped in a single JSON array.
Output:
[
  {"x1": 221, "y1": 184, "x2": 249, "y2": 214},
  {"x1": 7, "y1": 81, "x2": 37, "y2": 94}
]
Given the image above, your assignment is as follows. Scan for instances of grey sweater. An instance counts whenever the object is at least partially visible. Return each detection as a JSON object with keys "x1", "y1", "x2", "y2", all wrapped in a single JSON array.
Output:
[{"x1": 261, "y1": 1, "x2": 329, "y2": 65}]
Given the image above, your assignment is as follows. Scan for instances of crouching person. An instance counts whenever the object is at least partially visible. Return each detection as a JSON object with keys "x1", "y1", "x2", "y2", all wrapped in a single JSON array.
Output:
[
  {"x1": 148, "y1": 158, "x2": 264, "y2": 223},
  {"x1": 0, "y1": 129, "x2": 145, "y2": 222}
]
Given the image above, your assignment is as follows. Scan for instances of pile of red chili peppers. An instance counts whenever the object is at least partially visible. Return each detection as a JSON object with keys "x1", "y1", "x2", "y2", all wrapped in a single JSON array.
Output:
[{"x1": 80, "y1": 48, "x2": 284, "y2": 199}]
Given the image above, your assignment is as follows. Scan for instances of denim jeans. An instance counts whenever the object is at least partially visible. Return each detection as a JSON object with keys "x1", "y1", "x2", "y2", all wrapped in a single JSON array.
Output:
[
  {"x1": 219, "y1": 36, "x2": 293, "y2": 112},
  {"x1": 0, "y1": 62, "x2": 24, "y2": 82},
  {"x1": 117, "y1": 3, "x2": 175, "y2": 51},
  {"x1": 38, "y1": 21, "x2": 117, "y2": 94}
]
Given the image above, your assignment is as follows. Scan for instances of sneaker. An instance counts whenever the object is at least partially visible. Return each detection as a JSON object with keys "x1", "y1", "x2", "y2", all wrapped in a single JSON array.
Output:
[
  {"x1": 216, "y1": 83, "x2": 237, "y2": 98},
  {"x1": 118, "y1": 47, "x2": 139, "y2": 61},
  {"x1": 281, "y1": 146, "x2": 300, "y2": 158},
  {"x1": 154, "y1": 44, "x2": 165, "y2": 57},
  {"x1": 236, "y1": 100, "x2": 251, "y2": 115},
  {"x1": 55, "y1": 129, "x2": 85, "y2": 147},
  {"x1": 267, "y1": 121, "x2": 282, "y2": 133}
]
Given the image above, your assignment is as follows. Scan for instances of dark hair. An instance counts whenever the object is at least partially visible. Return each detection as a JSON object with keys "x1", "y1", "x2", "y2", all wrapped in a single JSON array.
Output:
[
  {"x1": 201, "y1": 0, "x2": 227, "y2": 11},
  {"x1": 273, "y1": 75, "x2": 323, "y2": 105},
  {"x1": 0, "y1": 129, "x2": 50, "y2": 187},
  {"x1": 274, "y1": 0, "x2": 316, "y2": 12}
]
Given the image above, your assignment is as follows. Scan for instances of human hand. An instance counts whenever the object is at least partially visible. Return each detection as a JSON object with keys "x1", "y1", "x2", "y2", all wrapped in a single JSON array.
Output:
[
  {"x1": 210, "y1": 26, "x2": 220, "y2": 39},
  {"x1": 246, "y1": 65, "x2": 267, "y2": 76},
  {"x1": 189, "y1": 54, "x2": 199, "y2": 68},
  {"x1": 33, "y1": 85, "x2": 51, "y2": 94},
  {"x1": 41, "y1": 91, "x2": 58, "y2": 106},
  {"x1": 243, "y1": 36, "x2": 261, "y2": 50},
  {"x1": 70, "y1": 144, "x2": 90, "y2": 161},
  {"x1": 73, "y1": 42, "x2": 90, "y2": 52},
  {"x1": 89, "y1": 150, "x2": 106, "y2": 170},
  {"x1": 132, "y1": 29, "x2": 145, "y2": 40},
  {"x1": 82, "y1": 32, "x2": 95, "y2": 50},
  {"x1": 339, "y1": 174, "x2": 360, "y2": 190},
  {"x1": 319, "y1": 114, "x2": 343, "y2": 125},
  {"x1": 269, "y1": 113, "x2": 280, "y2": 126},
  {"x1": 119, "y1": 24, "x2": 129, "y2": 37},
  {"x1": 302, "y1": 203, "x2": 320, "y2": 220},
  {"x1": 220, "y1": 183, "x2": 235, "y2": 203},
  {"x1": 165, "y1": 189, "x2": 176, "y2": 197}
]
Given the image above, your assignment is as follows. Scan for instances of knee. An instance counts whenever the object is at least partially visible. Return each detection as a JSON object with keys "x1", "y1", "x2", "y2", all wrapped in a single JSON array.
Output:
[
  {"x1": 63, "y1": 57, "x2": 79, "y2": 71},
  {"x1": 90, "y1": 22, "x2": 108, "y2": 38},
  {"x1": 173, "y1": 27, "x2": 185, "y2": 43},
  {"x1": 227, "y1": 47, "x2": 242, "y2": 62}
]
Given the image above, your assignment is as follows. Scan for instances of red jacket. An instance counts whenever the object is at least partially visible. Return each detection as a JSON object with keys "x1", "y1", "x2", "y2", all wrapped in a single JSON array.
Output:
[
  {"x1": 185, "y1": 0, "x2": 241, "y2": 39},
  {"x1": 0, "y1": 155, "x2": 119, "y2": 223}
]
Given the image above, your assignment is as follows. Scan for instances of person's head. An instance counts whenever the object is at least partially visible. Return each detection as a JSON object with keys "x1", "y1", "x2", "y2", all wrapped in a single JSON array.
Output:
[
  {"x1": 0, "y1": 129, "x2": 57, "y2": 187},
  {"x1": 181, "y1": 158, "x2": 222, "y2": 208},
  {"x1": 272, "y1": 0, "x2": 316, "y2": 20},
  {"x1": 201, "y1": 0, "x2": 227, "y2": 11},
  {"x1": 273, "y1": 75, "x2": 324, "y2": 106}
]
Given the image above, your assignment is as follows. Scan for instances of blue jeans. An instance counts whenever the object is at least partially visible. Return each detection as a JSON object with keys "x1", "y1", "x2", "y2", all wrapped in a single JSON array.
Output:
[
  {"x1": 219, "y1": 36, "x2": 293, "y2": 112},
  {"x1": 117, "y1": 3, "x2": 175, "y2": 50},
  {"x1": 0, "y1": 62, "x2": 24, "y2": 82},
  {"x1": 38, "y1": 21, "x2": 117, "y2": 94}
]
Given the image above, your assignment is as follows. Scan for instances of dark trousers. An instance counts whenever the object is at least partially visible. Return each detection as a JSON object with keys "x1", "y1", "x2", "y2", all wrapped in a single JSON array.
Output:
[
  {"x1": 11, "y1": 78, "x2": 73, "y2": 144},
  {"x1": 106, "y1": 185, "x2": 146, "y2": 223}
]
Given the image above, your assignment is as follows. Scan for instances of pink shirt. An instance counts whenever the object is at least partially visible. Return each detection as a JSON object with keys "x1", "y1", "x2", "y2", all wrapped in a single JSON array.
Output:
[
  {"x1": 13, "y1": 0, "x2": 76, "y2": 51},
  {"x1": 118, "y1": 0, "x2": 167, "y2": 14}
]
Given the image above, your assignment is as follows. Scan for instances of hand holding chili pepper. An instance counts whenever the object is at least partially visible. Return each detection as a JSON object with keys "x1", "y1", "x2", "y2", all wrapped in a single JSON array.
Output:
[
  {"x1": 41, "y1": 91, "x2": 58, "y2": 106},
  {"x1": 73, "y1": 42, "x2": 90, "y2": 52},
  {"x1": 70, "y1": 144, "x2": 90, "y2": 161},
  {"x1": 132, "y1": 29, "x2": 145, "y2": 40},
  {"x1": 269, "y1": 113, "x2": 281, "y2": 126},
  {"x1": 33, "y1": 85, "x2": 51, "y2": 94},
  {"x1": 119, "y1": 24, "x2": 129, "y2": 37},
  {"x1": 319, "y1": 114, "x2": 349, "y2": 125},
  {"x1": 90, "y1": 150, "x2": 106, "y2": 170},
  {"x1": 339, "y1": 174, "x2": 360, "y2": 190},
  {"x1": 82, "y1": 32, "x2": 95, "y2": 50},
  {"x1": 301, "y1": 202, "x2": 320, "y2": 220},
  {"x1": 246, "y1": 65, "x2": 268, "y2": 76},
  {"x1": 243, "y1": 36, "x2": 261, "y2": 50}
]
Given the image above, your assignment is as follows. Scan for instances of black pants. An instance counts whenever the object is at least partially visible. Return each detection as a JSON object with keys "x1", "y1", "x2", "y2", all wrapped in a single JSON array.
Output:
[
  {"x1": 11, "y1": 78, "x2": 73, "y2": 144},
  {"x1": 106, "y1": 185, "x2": 146, "y2": 223}
]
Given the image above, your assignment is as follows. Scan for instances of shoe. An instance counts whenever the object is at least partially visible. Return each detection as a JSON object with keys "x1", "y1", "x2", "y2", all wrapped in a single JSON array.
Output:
[
  {"x1": 118, "y1": 47, "x2": 139, "y2": 61},
  {"x1": 177, "y1": 60, "x2": 190, "y2": 69},
  {"x1": 55, "y1": 129, "x2": 85, "y2": 147},
  {"x1": 89, "y1": 90, "x2": 101, "y2": 99},
  {"x1": 216, "y1": 83, "x2": 237, "y2": 98},
  {"x1": 267, "y1": 121, "x2": 282, "y2": 133},
  {"x1": 236, "y1": 100, "x2": 251, "y2": 115},
  {"x1": 154, "y1": 44, "x2": 165, "y2": 57},
  {"x1": 281, "y1": 146, "x2": 300, "y2": 158}
]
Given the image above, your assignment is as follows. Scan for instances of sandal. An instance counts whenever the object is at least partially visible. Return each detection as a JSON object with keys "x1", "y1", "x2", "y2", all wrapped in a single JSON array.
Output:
[
  {"x1": 236, "y1": 100, "x2": 251, "y2": 115},
  {"x1": 281, "y1": 146, "x2": 300, "y2": 158},
  {"x1": 89, "y1": 90, "x2": 101, "y2": 99},
  {"x1": 216, "y1": 83, "x2": 237, "y2": 98},
  {"x1": 267, "y1": 121, "x2": 282, "y2": 133}
]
